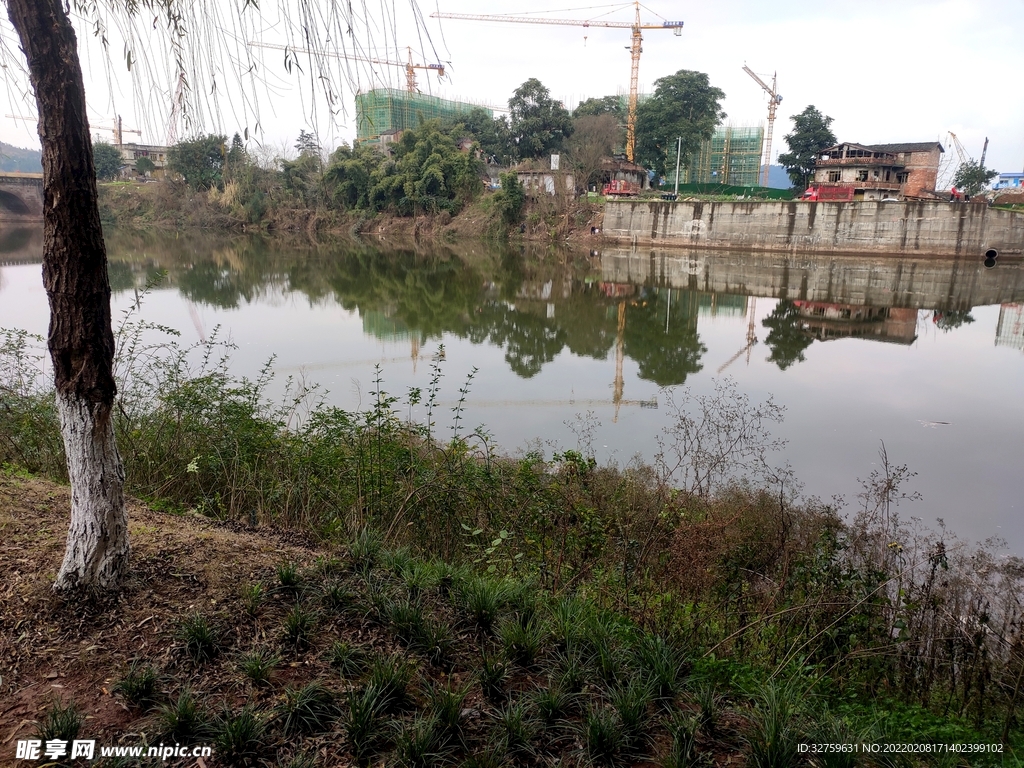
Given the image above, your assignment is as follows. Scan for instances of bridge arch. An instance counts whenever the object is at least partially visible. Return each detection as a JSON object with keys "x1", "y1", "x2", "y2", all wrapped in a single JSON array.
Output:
[{"x1": 0, "y1": 189, "x2": 32, "y2": 215}]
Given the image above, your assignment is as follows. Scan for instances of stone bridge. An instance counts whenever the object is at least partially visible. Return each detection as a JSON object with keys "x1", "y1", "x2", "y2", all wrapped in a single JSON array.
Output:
[{"x1": 0, "y1": 172, "x2": 44, "y2": 223}]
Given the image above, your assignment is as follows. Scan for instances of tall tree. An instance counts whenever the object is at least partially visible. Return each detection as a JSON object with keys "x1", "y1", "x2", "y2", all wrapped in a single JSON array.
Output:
[
  {"x1": 566, "y1": 114, "x2": 620, "y2": 193},
  {"x1": 634, "y1": 70, "x2": 726, "y2": 176},
  {"x1": 92, "y1": 141, "x2": 124, "y2": 180},
  {"x1": 168, "y1": 134, "x2": 227, "y2": 190},
  {"x1": 573, "y1": 95, "x2": 623, "y2": 118},
  {"x1": 952, "y1": 160, "x2": 997, "y2": 196},
  {"x1": 506, "y1": 78, "x2": 573, "y2": 161},
  {"x1": 6, "y1": 0, "x2": 128, "y2": 592},
  {"x1": 442, "y1": 107, "x2": 510, "y2": 165},
  {"x1": 777, "y1": 106, "x2": 837, "y2": 191},
  {"x1": 2, "y1": 0, "x2": 434, "y2": 595}
]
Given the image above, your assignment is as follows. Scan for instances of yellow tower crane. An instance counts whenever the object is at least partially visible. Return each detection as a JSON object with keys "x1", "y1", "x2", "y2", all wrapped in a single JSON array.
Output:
[
  {"x1": 741, "y1": 66, "x2": 782, "y2": 188},
  {"x1": 430, "y1": 2, "x2": 683, "y2": 163},
  {"x1": 250, "y1": 42, "x2": 445, "y2": 93}
]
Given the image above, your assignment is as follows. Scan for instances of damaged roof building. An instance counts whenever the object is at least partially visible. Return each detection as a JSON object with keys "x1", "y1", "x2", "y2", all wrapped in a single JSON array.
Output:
[{"x1": 812, "y1": 142, "x2": 944, "y2": 200}]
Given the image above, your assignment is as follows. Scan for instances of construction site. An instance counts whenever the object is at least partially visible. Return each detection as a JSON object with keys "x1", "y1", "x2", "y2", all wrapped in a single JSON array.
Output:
[{"x1": 355, "y1": 89, "x2": 491, "y2": 144}]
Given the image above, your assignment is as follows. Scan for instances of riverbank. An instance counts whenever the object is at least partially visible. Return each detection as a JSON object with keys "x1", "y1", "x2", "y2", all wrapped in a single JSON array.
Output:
[
  {"x1": 97, "y1": 181, "x2": 605, "y2": 247},
  {"x1": 603, "y1": 199, "x2": 1024, "y2": 259},
  {"x1": 2, "y1": 316, "x2": 1022, "y2": 763}
]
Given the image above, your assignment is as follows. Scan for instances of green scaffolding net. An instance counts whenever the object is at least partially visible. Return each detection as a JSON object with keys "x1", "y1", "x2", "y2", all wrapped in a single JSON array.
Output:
[
  {"x1": 674, "y1": 126, "x2": 765, "y2": 186},
  {"x1": 355, "y1": 89, "x2": 492, "y2": 141}
]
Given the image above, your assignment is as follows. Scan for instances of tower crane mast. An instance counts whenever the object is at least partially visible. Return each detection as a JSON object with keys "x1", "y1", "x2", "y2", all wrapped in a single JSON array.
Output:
[
  {"x1": 250, "y1": 42, "x2": 445, "y2": 93},
  {"x1": 742, "y1": 66, "x2": 782, "y2": 187},
  {"x1": 431, "y1": 2, "x2": 683, "y2": 162}
]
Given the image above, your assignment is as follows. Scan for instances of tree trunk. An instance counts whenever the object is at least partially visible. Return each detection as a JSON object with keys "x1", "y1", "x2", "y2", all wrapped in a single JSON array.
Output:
[{"x1": 6, "y1": 0, "x2": 130, "y2": 592}]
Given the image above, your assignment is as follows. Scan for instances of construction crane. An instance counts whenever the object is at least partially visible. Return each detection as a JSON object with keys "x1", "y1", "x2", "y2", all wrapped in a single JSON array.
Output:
[
  {"x1": 741, "y1": 66, "x2": 782, "y2": 187},
  {"x1": 7, "y1": 112, "x2": 140, "y2": 146},
  {"x1": 430, "y1": 2, "x2": 684, "y2": 163},
  {"x1": 717, "y1": 297, "x2": 757, "y2": 374},
  {"x1": 979, "y1": 136, "x2": 989, "y2": 168},
  {"x1": 251, "y1": 42, "x2": 445, "y2": 94}
]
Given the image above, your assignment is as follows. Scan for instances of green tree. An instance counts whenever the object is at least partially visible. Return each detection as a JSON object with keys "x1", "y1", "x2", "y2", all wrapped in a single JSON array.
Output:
[
  {"x1": 324, "y1": 143, "x2": 382, "y2": 210},
  {"x1": 443, "y1": 107, "x2": 510, "y2": 164},
  {"x1": 295, "y1": 129, "x2": 321, "y2": 158},
  {"x1": 507, "y1": 78, "x2": 573, "y2": 161},
  {"x1": 761, "y1": 300, "x2": 814, "y2": 370},
  {"x1": 492, "y1": 171, "x2": 525, "y2": 227},
  {"x1": 953, "y1": 159, "x2": 997, "y2": 196},
  {"x1": 634, "y1": 70, "x2": 725, "y2": 176},
  {"x1": 92, "y1": 141, "x2": 123, "y2": 180},
  {"x1": 574, "y1": 95, "x2": 623, "y2": 118},
  {"x1": 368, "y1": 121, "x2": 482, "y2": 215},
  {"x1": 134, "y1": 156, "x2": 155, "y2": 176},
  {"x1": 566, "y1": 113, "x2": 620, "y2": 192},
  {"x1": 168, "y1": 134, "x2": 227, "y2": 190},
  {"x1": 777, "y1": 106, "x2": 837, "y2": 191}
]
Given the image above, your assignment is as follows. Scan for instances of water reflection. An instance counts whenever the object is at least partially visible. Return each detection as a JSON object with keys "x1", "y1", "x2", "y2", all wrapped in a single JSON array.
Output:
[{"x1": 98, "y1": 232, "x2": 1024, "y2": 386}]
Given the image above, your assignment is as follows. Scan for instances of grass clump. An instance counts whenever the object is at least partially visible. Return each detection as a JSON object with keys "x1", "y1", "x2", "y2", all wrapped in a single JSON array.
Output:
[
  {"x1": 276, "y1": 560, "x2": 301, "y2": 592},
  {"x1": 366, "y1": 653, "x2": 415, "y2": 712},
  {"x1": 348, "y1": 527, "x2": 382, "y2": 573},
  {"x1": 282, "y1": 604, "x2": 317, "y2": 648},
  {"x1": 344, "y1": 686, "x2": 387, "y2": 765},
  {"x1": 277, "y1": 681, "x2": 339, "y2": 735},
  {"x1": 493, "y1": 699, "x2": 537, "y2": 759},
  {"x1": 328, "y1": 640, "x2": 369, "y2": 678},
  {"x1": 426, "y1": 680, "x2": 469, "y2": 741},
  {"x1": 156, "y1": 688, "x2": 210, "y2": 742},
  {"x1": 35, "y1": 700, "x2": 82, "y2": 744},
  {"x1": 579, "y1": 707, "x2": 626, "y2": 767},
  {"x1": 478, "y1": 650, "x2": 509, "y2": 703},
  {"x1": 178, "y1": 612, "x2": 221, "y2": 663},
  {"x1": 745, "y1": 680, "x2": 803, "y2": 768},
  {"x1": 394, "y1": 714, "x2": 447, "y2": 768},
  {"x1": 533, "y1": 685, "x2": 575, "y2": 728},
  {"x1": 112, "y1": 661, "x2": 160, "y2": 709},
  {"x1": 459, "y1": 577, "x2": 509, "y2": 633},
  {"x1": 321, "y1": 581, "x2": 355, "y2": 612},
  {"x1": 238, "y1": 647, "x2": 280, "y2": 686},
  {"x1": 498, "y1": 614, "x2": 546, "y2": 667},
  {"x1": 663, "y1": 713, "x2": 699, "y2": 768},
  {"x1": 608, "y1": 678, "x2": 654, "y2": 752},
  {"x1": 240, "y1": 582, "x2": 266, "y2": 617},
  {"x1": 214, "y1": 705, "x2": 267, "y2": 765}
]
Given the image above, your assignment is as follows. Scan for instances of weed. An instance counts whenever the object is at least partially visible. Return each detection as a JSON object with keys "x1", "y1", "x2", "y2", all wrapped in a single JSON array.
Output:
[
  {"x1": 478, "y1": 650, "x2": 509, "y2": 702},
  {"x1": 238, "y1": 647, "x2": 279, "y2": 686},
  {"x1": 549, "y1": 596, "x2": 593, "y2": 648},
  {"x1": 403, "y1": 559, "x2": 440, "y2": 600},
  {"x1": 417, "y1": 618, "x2": 457, "y2": 669},
  {"x1": 328, "y1": 640, "x2": 368, "y2": 678},
  {"x1": 282, "y1": 604, "x2": 317, "y2": 648},
  {"x1": 381, "y1": 546, "x2": 415, "y2": 576},
  {"x1": 156, "y1": 688, "x2": 210, "y2": 742},
  {"x1": 394, "y1": 714, "x2": 446, "y2": 768},
  {"x1": 214, "y1": 705, "x2": 267, "y2": 765},
  {"x1": 551, "y1": 645, "x2": 590, "y2": 694},
  {"x1": 178, "y1": 612, "x2": 221, "y2": 663},
  {"x1": 312, "y1": 554, "x2": 344, "y2": 578},
  {"x1": 279, "y1": 753, "x2": 317, "y2": 768},
  {"x1": 35, "y1": 700, "x2": 82, "y2": 743},
  {"x1": 460, "y1": 749, "x2": 506, "y2": 768},
  {"x1": 240, "y1": 582, "x2": 265, "y2": 617},
  {"x1": 807, "y1": 714, "x2": 859, "y2": 768},
  {"x1": 277, "y1": 681, "x2": 339, "y2": 735},
  {"x1": 112, "y1": 662, "x2": 160, "y2": 709},
  {"x1": 388, "y1": 598, "x2": 427, "y2": 646}
]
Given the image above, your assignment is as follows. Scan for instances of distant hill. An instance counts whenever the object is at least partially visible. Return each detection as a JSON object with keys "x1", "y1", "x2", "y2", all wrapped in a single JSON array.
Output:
[
  {"x1": 762, "y1": 164, "x2": 792, "y2": 189},
  {"x1": 0, "y1": 141, "x2": 42, "y2": 173}
]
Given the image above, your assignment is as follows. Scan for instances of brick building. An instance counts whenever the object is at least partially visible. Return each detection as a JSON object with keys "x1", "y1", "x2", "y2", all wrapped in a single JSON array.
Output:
[{"x1": 812, "y1": 141, "x2": 944, "y2": 200}]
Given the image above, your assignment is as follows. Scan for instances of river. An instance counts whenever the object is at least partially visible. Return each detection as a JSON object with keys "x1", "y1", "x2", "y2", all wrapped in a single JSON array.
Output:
[{"x1": 2, "y1": 226, "x2": 1023, "y2": 554}]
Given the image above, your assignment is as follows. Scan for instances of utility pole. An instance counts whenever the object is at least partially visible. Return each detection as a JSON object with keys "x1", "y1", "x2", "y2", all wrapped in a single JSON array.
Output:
[{"x1": 673, "y1": 136, "x2": 682, "y2": 196}]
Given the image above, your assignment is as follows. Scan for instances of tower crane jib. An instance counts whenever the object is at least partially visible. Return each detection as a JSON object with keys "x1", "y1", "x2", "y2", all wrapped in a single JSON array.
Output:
[
  {"x1": 430, "y1": 2, "x2": 683, "y2": 163},
  {"x1": 742, "y1": 65, "x2": 781, "y2": 188}
]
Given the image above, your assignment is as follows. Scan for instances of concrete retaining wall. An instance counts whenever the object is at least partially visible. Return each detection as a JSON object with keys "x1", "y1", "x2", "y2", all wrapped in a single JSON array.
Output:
[{"x1": 602, "y1": 199, "x2": 1024, "y2": 258}]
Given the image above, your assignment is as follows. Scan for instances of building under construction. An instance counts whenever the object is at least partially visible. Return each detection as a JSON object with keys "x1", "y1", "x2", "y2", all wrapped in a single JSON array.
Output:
[
  {"x1": 679, "y1": 126, "x2": 765, "y2": 187},
  {"x1": 356, "y1": 89, "x2": 492, "y2": 143}
]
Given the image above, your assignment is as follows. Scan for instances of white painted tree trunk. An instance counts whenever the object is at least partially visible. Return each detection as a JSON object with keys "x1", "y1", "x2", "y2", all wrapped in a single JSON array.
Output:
[{"x1": 53, "y1": 391, "x2": 130, "y2": 593}]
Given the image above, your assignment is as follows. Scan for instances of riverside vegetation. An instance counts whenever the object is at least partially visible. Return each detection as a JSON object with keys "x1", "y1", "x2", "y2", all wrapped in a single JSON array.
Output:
[{"x1": 1, "y1": 294, "x2": 1023, "y2": 765}]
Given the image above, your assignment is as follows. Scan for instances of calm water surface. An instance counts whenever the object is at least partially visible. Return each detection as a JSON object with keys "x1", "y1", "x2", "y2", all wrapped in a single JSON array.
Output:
[{"x1": 2, "y1": 226, "x2": 1023, "y2": 553}]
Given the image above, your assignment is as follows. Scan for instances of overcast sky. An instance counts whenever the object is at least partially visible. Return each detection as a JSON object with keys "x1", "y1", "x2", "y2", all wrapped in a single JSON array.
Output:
[{"x1": 1, "y1": 0, "x2": 1021, "y2": 174}]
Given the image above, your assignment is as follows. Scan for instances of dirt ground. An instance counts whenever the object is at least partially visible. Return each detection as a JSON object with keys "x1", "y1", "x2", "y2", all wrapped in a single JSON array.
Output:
[{"x1": 0, "y1": 472, "x2": 324, "y2": 762}]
